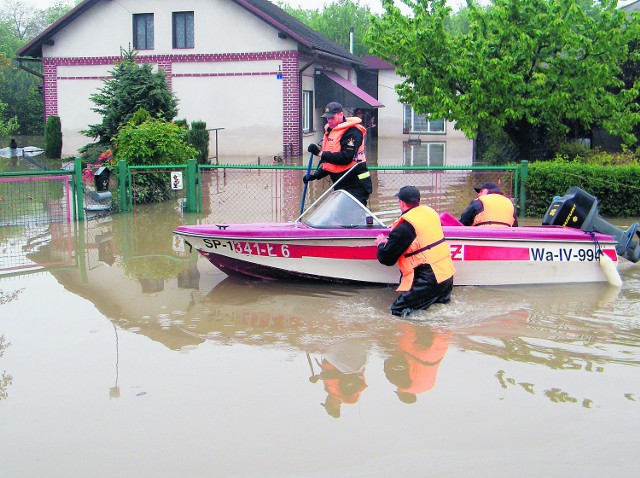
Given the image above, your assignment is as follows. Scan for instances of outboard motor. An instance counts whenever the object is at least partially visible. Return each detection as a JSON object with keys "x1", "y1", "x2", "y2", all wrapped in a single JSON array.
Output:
[{"x1": 543, "y1": 187, "x2": 640, "y2": 263}]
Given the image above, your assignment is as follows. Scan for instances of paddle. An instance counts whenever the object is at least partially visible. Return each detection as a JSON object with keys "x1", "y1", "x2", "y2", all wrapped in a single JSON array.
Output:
[{"x1": 300, "y1": 153, "x2": 314, "y2": 215}]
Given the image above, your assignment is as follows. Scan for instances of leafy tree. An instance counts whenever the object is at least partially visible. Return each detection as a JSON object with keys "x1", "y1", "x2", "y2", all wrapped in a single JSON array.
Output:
[
  {"x1": 0, "y1": 0, "x2": 44, "y2": 39},
  {"x1": 0, "y1": 98, "x2": 18, "y2": 140},
  {"x1": 0, "y1": 63, "x2": 44, "y2": 135},
  {"x1": 0, "y1": 0, "x2": 76, "y2": 39},
  {"x1": 83, "y1": 48, "x2": 178, "y2": 145},
  {"x1": 42, "y1": 1, "x2": 77, "y2": 26},
  {"x1": 367, "y1": 0, "x2": 640, "y2": 161},
  {"x1": 280, "y1": 0, "x2": 375, "y2": 56}
]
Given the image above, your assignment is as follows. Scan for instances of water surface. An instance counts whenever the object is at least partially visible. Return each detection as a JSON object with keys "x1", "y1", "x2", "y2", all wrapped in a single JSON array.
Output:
[{"x1": 1, "y1": 204, "x2": 639, "y2": 477}]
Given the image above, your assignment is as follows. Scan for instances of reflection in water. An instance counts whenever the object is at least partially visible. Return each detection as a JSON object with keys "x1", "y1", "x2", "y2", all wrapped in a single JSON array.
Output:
[
  {"x1": 384, "y1": 323, "x2": 450, "y2": 404},
  {"x1": 308, "y1": 341, "x2": 369, "y2": 418},
  {"x1": 0, "y1": 334, "x2": 11, "y2": 400}
]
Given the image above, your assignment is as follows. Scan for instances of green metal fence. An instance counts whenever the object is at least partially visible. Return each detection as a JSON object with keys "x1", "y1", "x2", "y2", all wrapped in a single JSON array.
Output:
[
  {"x1": 3, "y1": 158, "x2": 527, "y2": 225},
  {"x1": 0, "y1": 158, "x2": 84, "y2": 225},
  {"x1": 183, "y1": 162, "x2": 525, "y2": 224},
  {"x1": 119, "y1": 162, "x2": 194, "y2": 213}
]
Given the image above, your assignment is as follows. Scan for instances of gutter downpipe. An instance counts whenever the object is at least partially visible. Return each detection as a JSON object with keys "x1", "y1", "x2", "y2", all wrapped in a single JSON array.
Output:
[
  {"x1": 13, "y1": 57, "x2": 45, "y2": 79},
  {"x1": 349, "y1": 27, "x2": 354, "y2": 55},
  {"x1": 298, "y1": 54, "x2": 317, "y2": 158}
]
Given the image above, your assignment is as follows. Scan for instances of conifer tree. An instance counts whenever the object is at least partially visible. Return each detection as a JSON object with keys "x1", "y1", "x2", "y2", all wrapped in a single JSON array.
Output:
[{"x1": 83, "y1": 47, "x2": 178, "y2": 144}]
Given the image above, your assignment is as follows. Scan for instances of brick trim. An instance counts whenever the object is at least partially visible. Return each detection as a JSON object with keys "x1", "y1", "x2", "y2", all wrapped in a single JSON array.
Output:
[{"x1": 42, "y1": 50, "x2": 303, "y2": 155}]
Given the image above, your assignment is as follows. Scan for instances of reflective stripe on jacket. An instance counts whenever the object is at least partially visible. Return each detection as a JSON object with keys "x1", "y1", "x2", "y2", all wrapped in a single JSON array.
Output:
[
  {"x1": 392, "y1": 206, "x2": 456, "y2": 292},
  {"x1": 472, "y1": 194, "x2": 515, "y2": 227},
  {"x1": 321, "y1": 117, "x2": 367, "y2": 173}
]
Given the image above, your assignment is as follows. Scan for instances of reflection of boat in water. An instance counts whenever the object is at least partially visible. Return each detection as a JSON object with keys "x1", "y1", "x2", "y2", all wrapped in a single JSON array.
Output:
[
  {"x1": 178, "y1": 276, "x2": 394, "y2": 351},
  {"x1": 175, "y1": 188, "x2": 639, "y2": 287}
]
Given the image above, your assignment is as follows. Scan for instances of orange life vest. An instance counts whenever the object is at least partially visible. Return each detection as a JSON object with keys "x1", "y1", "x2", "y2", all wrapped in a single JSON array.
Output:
[
  {"x1": 391, "y1": 206, "x2": 456, "y2": 292},
  {"x1": 472, "y1": 194, "x2": 516, "y2": 227},
  {"x1": 320, "y1": 117, "x2": 367, "y2": 173}
]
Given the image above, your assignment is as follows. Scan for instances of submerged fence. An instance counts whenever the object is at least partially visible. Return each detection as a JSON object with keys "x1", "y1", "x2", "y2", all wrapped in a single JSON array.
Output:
[
  {"x1": 0, "y1": 165, "x2": 85, "y2": 225},
  {"x1": 114, "y1": 159, "x2": 526, "y2": 224},
  {"x1": 1, "y1": 158, "x2": 528, "y2": 225}
]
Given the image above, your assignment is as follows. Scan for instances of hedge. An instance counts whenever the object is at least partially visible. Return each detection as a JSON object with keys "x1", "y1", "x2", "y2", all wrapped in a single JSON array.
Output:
[{"x1": 525, "y1": 161, "x2": 640, "y2": 217}]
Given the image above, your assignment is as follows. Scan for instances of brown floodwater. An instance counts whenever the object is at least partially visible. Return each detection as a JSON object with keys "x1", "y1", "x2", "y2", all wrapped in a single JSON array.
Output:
[{"x1": 1, "y1": 203, "x2": 639, "y2": 477}]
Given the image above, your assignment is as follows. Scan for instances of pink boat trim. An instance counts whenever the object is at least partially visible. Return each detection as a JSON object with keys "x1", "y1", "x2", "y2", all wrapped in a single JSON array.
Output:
[{"x1": 175, "y1": 223, "x2": 617, "y2": 244}]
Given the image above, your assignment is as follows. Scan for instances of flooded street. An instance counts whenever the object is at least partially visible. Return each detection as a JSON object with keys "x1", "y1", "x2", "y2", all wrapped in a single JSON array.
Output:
[{"x1": 1, "y1": 203, "x2": 639, "y2": 477}]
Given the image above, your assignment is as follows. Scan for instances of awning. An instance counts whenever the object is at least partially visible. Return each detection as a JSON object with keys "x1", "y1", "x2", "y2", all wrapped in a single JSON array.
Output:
[{"x1": 315, "y1": 71, "x2": 384, "y2": 110}]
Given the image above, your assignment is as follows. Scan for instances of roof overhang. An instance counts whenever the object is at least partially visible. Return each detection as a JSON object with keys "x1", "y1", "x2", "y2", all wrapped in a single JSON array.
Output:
[{"x1": 315, "y1": 71, "x2": 384, "y2": 109}]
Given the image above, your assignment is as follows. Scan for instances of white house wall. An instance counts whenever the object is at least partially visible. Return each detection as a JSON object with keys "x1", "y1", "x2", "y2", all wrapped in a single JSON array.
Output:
[
  {"x1": 41, "y1": 0, "x2": 302, "y2": 158},
  {"x1": 375, "y1": 68, "x2": 473, "y2": 165},
  {"x1": 43, "y1": 0, "x2": 296, "y2": 57}
]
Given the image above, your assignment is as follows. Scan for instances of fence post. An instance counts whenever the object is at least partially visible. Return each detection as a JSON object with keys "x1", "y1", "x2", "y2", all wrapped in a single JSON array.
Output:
[
  {"x1": 118, "y1": 160, "x2": 128, "y2": 212},
  {"x1": 74, "y1": 157, "x2": 84, "y2": 221},
  {"x1": 186, "y1": 159, "x2": 197, "y2": 213},
  {"x1": 519, "y1": 160, "x2": 529, "y2": 217}
]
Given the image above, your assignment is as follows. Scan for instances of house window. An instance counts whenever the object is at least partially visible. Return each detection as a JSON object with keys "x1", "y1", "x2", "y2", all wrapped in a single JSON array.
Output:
[
  {"x1": 173, "y1": 11, "x2": 194, "y2": 49},
  {"x1": 402, "y1": 142, "x2": 446, "y2": 166},
  {"x1": 403, "y1": 105, "x2": 445, "y2": 134},
  {"x1": 302, "y1": 90, "x2": 313, "y2": 133},
  {"x1": 133, "y1": 14, "x2": 154, "y2": 50}
]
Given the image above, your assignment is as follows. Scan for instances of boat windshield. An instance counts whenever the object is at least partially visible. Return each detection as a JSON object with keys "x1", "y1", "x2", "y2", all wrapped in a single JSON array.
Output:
[{"x1": 302, "y1": 190, "x2": 387, "y2": 229}]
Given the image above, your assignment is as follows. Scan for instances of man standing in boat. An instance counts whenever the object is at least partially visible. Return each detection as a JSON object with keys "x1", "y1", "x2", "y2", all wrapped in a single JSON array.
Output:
[
  {"x1": 460, "y1": 181, "x2": 518, "y2": 227},
  {"x1": 376, "y1": 186, "x2": 456, "y2": 317},
  {"x1": 304, "y1": 102, "x2": 372, "y2": 206}
]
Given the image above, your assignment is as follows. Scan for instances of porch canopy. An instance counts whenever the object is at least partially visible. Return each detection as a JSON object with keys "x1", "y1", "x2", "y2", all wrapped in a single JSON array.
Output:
[{"x1": 315, "y1": 71, "x2": 384, "y2": 111}]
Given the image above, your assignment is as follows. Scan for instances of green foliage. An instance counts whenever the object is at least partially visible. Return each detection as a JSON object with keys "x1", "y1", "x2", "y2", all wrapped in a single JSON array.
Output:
[
  {"x1": 0, "y1": 67, "x2": 44, "y2": 135},
  {"x1": 113, "y1": 118, "x2": 197, "y2": 203},
  {"x1": 0, "y1": 2, "x2": 73, "y2": 135},
  {"x1": 525, "y1": 160, "x2": 640, "y2": 217},
  {"x1": 44, "y1": 115, "x2": 62, "y2": 158},
  {"x1": 174, "y1": 118, "x2": 188, "y2": 129},
  {"x1": 279, "y1": 0, "x2": 375, "y2": 56},
  {"x1": 187, "y1": 120, "x2": 209, "y2": 164},
  {"x1": 79, "y1": 142, "x2": 108, "y2": 165},
  {"x1": 114, "y1": 118, "x2": 196, "y2": 165},
  {"x1": 0, "y1": 99, "x2": 18, "y2": 140},
  {"x1": 83, "y1": 48, "x2": 178, "y2": 144},
  {"x1": 0, "y1": 23, "x2": 23, "y2": 58},
  {"x1": 475, "y1": 125, "x2": 519, "y2": 165},
  {"x1": 129, "y1": 107, "x2": 151, "y2": 125},
  {"x1": 367, "y1": 0, "x2": 640, "y2": 162}
]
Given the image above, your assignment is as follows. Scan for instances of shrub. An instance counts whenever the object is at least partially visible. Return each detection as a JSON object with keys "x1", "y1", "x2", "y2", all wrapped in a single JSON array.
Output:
[
  {"x1": 113, "y1": 118, "x2": 198, "y2": 203},
  {"x1": 187, "y1": 121, "x2": 209, "y2": 164},
  {"x1": 44, "y1": 115, "x2": 62, "y2": 158}
]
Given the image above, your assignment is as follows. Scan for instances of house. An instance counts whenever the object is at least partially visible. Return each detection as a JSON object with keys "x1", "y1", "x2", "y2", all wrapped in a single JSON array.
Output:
[
  {"x1": 621, "y1": 0, "x2": 640, "y2": 13},
  {"x1": 360, "y1": 56, "x2": 473, "y2": 167},
  {"x1": 17, "y1": 0, "x2": 383, "y2": 159},
  {"x1": 18, "y1": 0, "x2": 473, "y2": 164}
]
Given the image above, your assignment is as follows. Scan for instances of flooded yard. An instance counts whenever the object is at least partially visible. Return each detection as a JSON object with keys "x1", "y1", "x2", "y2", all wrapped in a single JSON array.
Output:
[{"x1": 1, "y1": 201, "x2": 639, "y2": 477}]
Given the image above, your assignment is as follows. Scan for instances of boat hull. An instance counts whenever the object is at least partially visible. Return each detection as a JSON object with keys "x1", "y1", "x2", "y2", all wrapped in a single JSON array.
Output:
[{"x1": 174, "y1": 223, "x2": 619, "y2": 286}]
